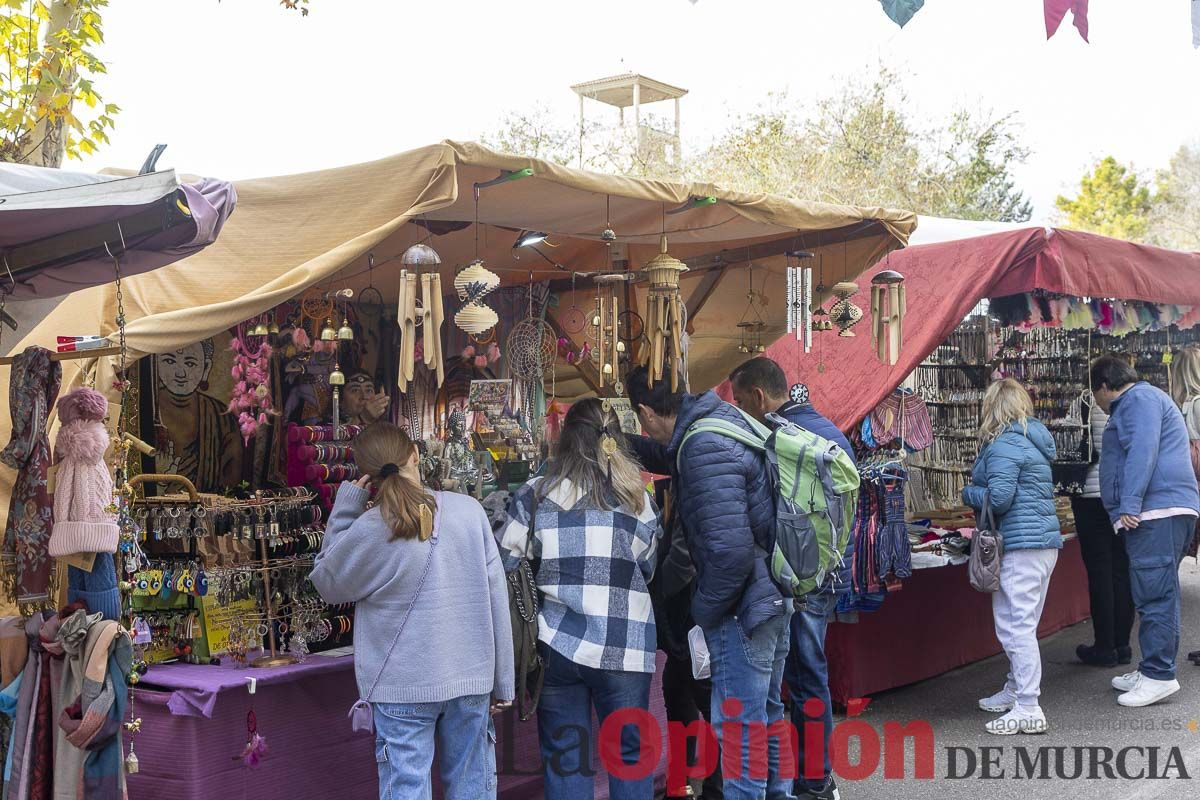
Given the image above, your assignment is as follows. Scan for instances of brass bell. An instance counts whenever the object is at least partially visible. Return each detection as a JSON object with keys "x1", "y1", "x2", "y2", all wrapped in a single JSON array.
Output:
[
  {"x1": 320, "y1": 319, "x2": 336, "y2": 341},
  {"x1": 337, "y1": 317, "x2": 354, "y2": 341},
  {"x1": 125, "y1": 749, "x2": 139, "y2": 775},
  {"x1": 251, "y1": 321, "x2": 269, "y2": 337},
  {"x1": 268, "y1": 318, "x2": 280, "y2": 335},
  {"x1": 329, "y1": 364, "x2": 345, "y2": 386}
]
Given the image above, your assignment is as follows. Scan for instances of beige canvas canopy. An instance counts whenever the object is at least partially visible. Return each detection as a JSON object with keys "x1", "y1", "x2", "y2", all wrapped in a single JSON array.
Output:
[{"x1": 0, "y1": 139, "x2": 915, "y2": 514}]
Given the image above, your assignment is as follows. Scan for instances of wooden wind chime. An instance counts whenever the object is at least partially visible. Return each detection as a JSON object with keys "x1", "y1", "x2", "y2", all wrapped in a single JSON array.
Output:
[
  {"x1": 397, "y1": 243, "x2": 446, "y2": 394},
  {"x1": 593, "y1": 275, "x2": 626, "y2": 393},
  {"x1": 871, "y1": 268, "x2": 906, "y2": 365},
  {"x1": 641, "y1": 234, "x2": 688, "y2": 390}
]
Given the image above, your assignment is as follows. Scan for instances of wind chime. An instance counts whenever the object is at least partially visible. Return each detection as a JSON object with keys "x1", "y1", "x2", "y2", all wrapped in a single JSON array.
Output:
[
  {"x1": 871, "y1": 266, "x2": 906, "y2": 365},
  {"x1": 786, "y1": 250, "x2": 814, "y2": 353},
  {"x1": 641, "y1": 234, "x2": 688, "y2": 390},
  {"x1": 737, "y1": 262, "x2": 767, "y2": 354},
  {"x1": 830, "y1": 281, "x2": 865, "y2": 337},
  {"x1": 593, "y1": 274, "x2": 626, "y2": 393},
  {"x1": 397, "y1": 242, "x2": 445, "y2": 393}
]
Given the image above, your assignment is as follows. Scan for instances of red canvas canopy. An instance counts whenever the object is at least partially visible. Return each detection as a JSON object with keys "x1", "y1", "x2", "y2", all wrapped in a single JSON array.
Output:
[{"x1": 719, "y1": 226, "x2": 1200, "y2": 430}]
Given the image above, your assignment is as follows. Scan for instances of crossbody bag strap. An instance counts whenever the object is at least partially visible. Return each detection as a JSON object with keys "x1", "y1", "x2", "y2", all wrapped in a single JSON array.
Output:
[{"x1": 362, "y1": 495, "x2": 441, "y2": 702}]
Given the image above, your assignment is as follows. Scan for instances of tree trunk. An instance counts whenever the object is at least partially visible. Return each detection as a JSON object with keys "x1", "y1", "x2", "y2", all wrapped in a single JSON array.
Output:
[{"x1": 26, "y1": 0, "x2": 82, "y2": 168}]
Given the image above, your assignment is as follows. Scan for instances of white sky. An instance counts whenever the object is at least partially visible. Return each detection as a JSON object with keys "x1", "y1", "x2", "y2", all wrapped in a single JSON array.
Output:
[{"x1": 75, "y1": 0, "x2": 1200, "y2": 222}]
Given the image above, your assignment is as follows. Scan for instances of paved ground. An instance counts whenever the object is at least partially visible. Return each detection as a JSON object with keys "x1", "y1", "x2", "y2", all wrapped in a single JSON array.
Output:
[{"x1": 837, "y1": 557, "x2": 1200, "y2": 799}]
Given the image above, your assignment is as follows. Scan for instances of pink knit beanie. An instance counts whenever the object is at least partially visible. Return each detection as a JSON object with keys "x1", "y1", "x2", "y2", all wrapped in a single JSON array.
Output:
[{"x1": 49, "y1": 388, "x2": 119, "y2": 557}]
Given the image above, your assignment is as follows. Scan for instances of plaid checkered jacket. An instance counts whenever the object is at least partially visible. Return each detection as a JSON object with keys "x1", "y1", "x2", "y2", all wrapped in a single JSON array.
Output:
[{"x1": 496, "y1": 477, "x2": 662, "y2": 673}]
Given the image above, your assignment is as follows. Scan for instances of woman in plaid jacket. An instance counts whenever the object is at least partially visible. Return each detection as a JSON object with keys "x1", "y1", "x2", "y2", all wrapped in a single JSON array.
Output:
[{"x1": 497, "y1": 398, "x2": 662, "y2": 800}]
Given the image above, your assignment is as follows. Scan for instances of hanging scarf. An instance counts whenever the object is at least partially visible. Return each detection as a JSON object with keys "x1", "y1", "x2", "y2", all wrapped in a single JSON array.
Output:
[
  {"x1": 0, "y1": 347, "x2": 62, "y2": 604},
  {"x1": 58, "y1": 620, "x2": 130, "y2": 800}
]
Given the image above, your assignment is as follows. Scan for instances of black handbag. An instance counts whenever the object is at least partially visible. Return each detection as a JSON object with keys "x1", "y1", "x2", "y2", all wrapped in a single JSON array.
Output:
[{"x1": 506, "y1": 494, "x2": 543, "y2": 721}]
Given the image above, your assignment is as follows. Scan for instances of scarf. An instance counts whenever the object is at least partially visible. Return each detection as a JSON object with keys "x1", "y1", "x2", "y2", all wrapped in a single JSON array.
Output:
[{"x1": 58, "y1": 621, "x2": 130, "y2": 800}]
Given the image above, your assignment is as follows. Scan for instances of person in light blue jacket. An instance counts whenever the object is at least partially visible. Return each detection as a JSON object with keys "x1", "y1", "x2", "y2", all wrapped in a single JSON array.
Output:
[
  {"x1": 1092, "y1": 354, "x2": 1200, "y2": 710},
  {"x1": 962, "y1": 379, "x2": 1061, "y2": 737}
]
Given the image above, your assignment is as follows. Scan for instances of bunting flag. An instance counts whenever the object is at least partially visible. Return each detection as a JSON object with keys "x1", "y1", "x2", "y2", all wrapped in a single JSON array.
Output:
[
  {"x1": 1045, "y1": 0, "x2": 1090, "y2": 41},
  {"x1": 1193, "y1": 0, "x2": 1199, "y2": 48},
  {"x1": 879, "y1": 0, "x2": 925, "y2": 28}
]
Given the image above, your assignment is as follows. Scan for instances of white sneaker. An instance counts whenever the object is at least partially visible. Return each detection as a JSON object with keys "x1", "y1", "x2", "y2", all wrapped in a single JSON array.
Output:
[
  {"x1": 978, "y1": 687, "x2": 1018, "y2": 713},
  {"x1": 985, "y1": 706, "x2": 1048, "y2": 736},
  {"x1": 1111, "y1": 670, "x2": 1140, "y2": 692},
  {"x1": 1117, "y1": 676, "x2": 1180, "y2": 708}
]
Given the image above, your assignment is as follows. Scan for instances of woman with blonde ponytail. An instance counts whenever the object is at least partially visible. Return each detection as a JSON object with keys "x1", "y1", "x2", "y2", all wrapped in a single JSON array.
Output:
[
  {"x1": 496, "y1": 398, "x2": 662, "y2": 800},
  {"x1": 310, "y1": 423, "x2": 514, "y2": 799}
]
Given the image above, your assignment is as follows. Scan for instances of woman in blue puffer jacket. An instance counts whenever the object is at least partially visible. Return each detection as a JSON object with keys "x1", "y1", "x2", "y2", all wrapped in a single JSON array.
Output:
[{"x1": 962, "y1": 378, "x2": 1062, "y2": 737}]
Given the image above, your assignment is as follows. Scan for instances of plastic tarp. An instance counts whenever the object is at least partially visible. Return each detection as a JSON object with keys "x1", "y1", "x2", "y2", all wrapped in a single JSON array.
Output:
[
  {"x1": 0, "y1": 165, "x2": 236, "y2": 299},
  {"x1": 719, "y1": 224, "x2": 1200, "y2": 430}
]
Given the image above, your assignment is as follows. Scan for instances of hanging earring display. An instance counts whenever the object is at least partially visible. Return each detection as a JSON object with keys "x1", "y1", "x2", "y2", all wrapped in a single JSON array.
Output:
[
  {"x1": 786, "y1": 250, "x2": 815, "y2": 353},
  {"x1": 640, "y1": 233, "x2": 688, "y2": 390},
  {"x1": 830, "y1": 281, "x2": 865, "y2": 337},
  {"x1": 871, "y1": 267, "x2": 906, "y2": 365}
]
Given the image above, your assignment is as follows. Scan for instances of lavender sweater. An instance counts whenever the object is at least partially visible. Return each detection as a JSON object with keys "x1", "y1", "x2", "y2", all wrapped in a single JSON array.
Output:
[{"x1": 310, "y1": 484, "x2": 515, "y2": 704}]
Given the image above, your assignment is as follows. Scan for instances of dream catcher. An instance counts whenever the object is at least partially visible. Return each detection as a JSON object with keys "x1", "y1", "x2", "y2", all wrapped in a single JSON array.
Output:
[
  {"x1": 870, "y1": 264, "x2": 906, "y2": 365},
  {"x1": 640, "y1": 234, "x2": 688, "y2": 390},
  {"x1": 298, "y1": 288, "x2": 334, "y2": 351},
  {"x1": 830, "y1": 281, "x2": 865, "y2": 337},
  {"x1": 560, "y1": 272, "x2": 587, "y2": 335},
  {"x1": 357, "y1": 253, "x2": 386, "y2": 327},
  {"x1": 786, "y1": 250, "x2": 814, "y2": 353},
  {"x1": 738, "y1": 261, "x2": 768, "y2": 354},
  {"x1": 507, "y1": 282, "x2": 556, "y2": 431}
]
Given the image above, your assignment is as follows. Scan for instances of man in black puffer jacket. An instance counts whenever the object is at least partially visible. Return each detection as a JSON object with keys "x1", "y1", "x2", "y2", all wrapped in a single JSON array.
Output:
[{"x1": 627, "y1": 366, "x2": 794, "y2": 799}]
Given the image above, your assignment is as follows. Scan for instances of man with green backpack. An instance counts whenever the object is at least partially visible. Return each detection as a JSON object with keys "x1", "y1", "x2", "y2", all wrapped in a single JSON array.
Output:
[{"x1": 729, "y1": 359, "x2": 859, "y2": 800}]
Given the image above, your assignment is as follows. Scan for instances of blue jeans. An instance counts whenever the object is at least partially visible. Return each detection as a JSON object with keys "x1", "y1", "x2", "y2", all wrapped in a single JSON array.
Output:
[
  {"x1": 703, "y1": 602, "x2": 796, "y2": 800},
  {"x1": 783, "y1": 592, "x2": 834, "y2": 793},
  {"x1": 536, "y1": 644, "x2": 654, "y2": 800},
  {"x1": 1124, "y1": 515, "x2": 1197, "y2": 681},
  {"x1": 373, "y1": 694, "x2": 496, "y2": 800}
]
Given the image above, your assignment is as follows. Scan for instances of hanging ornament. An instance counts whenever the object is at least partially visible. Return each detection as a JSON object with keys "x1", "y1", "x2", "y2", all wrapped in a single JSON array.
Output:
[
  {"x1": 870, "y1": 267, "x2": 906, "y2": 365},
  {"x1": 786, "y1": 251, "x2": 815, "y2": 353},
  {"x1": 229, "y1": 324, "x2": 274, "y2": 444},
  {"x1": 639, "y1": 234, "x2": 688, "y2": 390},
  {"x1": 594, "y1": 274, "x2": 626, "y2": 393},
  {"x1": 420, "y1": 273, "x2": 445, "y2": 387},
  {"x1": 453, "y1": 260, "x2": 501, "y2": 336},
  {"x1": 738, "y1": 261, "x2": 768, "y2": 354},
  {"x1": 337, "y1": 316, "x2": 354, "y2": 341},
  {"x1": 829, "y1": 281, "x2": 864, "y2": 337},
  {"x1": 319, "y1": 318, "x2": 336, "y2": 341}
]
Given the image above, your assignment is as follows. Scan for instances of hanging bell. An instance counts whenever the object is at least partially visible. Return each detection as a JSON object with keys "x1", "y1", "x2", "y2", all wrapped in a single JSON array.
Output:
[
  {"x1": 268, "y1": 317, "x2": 280, "y2": 335},
  {"x1": 337, "y1": 317, "x2": 354, "y2": 341},
  {"x1": 602, "y1": 363, "x2": 614, "y2": 375},
  {"x1": 329, "y1": 364, "x2": 346, "y2": 386},
  {"x1": 616, "y1": 340, "x2": 626, "y2": 353},
  {"x1": 125, "y1": 748, "x2": 139, "y2": 775},
  {"x1": 320, "y1": 318, "x2": 337, "y2": 341},
  {"x1": 251, "y1": 320, "x2": 269, "y2": 337}
]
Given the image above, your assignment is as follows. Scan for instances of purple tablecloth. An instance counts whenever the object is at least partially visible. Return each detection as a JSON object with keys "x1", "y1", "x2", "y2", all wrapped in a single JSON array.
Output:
[{"x1": 126, "y1": 654, "x2": 668, "y2": 799}]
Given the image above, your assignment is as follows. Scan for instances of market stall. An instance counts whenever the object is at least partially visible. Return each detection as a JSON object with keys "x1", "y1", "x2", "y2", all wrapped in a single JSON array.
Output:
[
  {"x1": 735, "y1": 221, "x2": 1200, "y2": 703},
  {"x1": 0, "y1": 141, "x2": 915, "y2": 797}
]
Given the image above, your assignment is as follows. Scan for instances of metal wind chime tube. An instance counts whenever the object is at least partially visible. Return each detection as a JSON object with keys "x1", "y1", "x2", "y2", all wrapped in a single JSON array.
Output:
[{"x1": 786, "y1": 251, "x2": 814, "y2": 354}]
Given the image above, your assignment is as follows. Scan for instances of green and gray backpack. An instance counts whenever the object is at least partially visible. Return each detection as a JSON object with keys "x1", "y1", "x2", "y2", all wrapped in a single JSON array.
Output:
[{"x1": 677, "y1": 408, "x2": 860, "y2": 597}]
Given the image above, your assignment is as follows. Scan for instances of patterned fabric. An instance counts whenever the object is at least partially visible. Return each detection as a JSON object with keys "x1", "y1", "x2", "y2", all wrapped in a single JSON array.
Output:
[
  {"x1": 1, "y1": 346, "x2": 62, "y2": 604},
  {"x1": 496, "y1": 477, "x2": 661, "y2": 673},
  {"x1": 868, "y1": 390, "x2": 933, "y2": 452}
]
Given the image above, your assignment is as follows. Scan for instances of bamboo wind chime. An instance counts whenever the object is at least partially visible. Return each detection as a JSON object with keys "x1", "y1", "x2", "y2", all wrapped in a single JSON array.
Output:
[
  {"x1": 786, "y1": 251, "x2": 815, "y2": 353},
  {"x1": 871, "y1": 269, "x2": 906, "y2": 365},
  {"x1": 641, "y1": 235, "x2": 688, "y2": 390},
  {"x1": 593, "y1": 276, "x2": 624, "y2": 392},
  {"x1": 397, "y1": 244, "x2": 447, "y2": 394}
]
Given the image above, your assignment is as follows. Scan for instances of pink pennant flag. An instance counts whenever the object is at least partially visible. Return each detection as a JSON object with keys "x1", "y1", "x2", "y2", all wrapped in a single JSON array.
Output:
[{"x1": 1045, "y1": 0, "x2": 1089, "y2": 42}]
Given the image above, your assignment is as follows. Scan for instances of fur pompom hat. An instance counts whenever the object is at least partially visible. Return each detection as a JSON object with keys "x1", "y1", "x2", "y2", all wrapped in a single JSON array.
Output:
[{"x1": 49, "y1": 387, "x2": 118, "y2": 557}]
